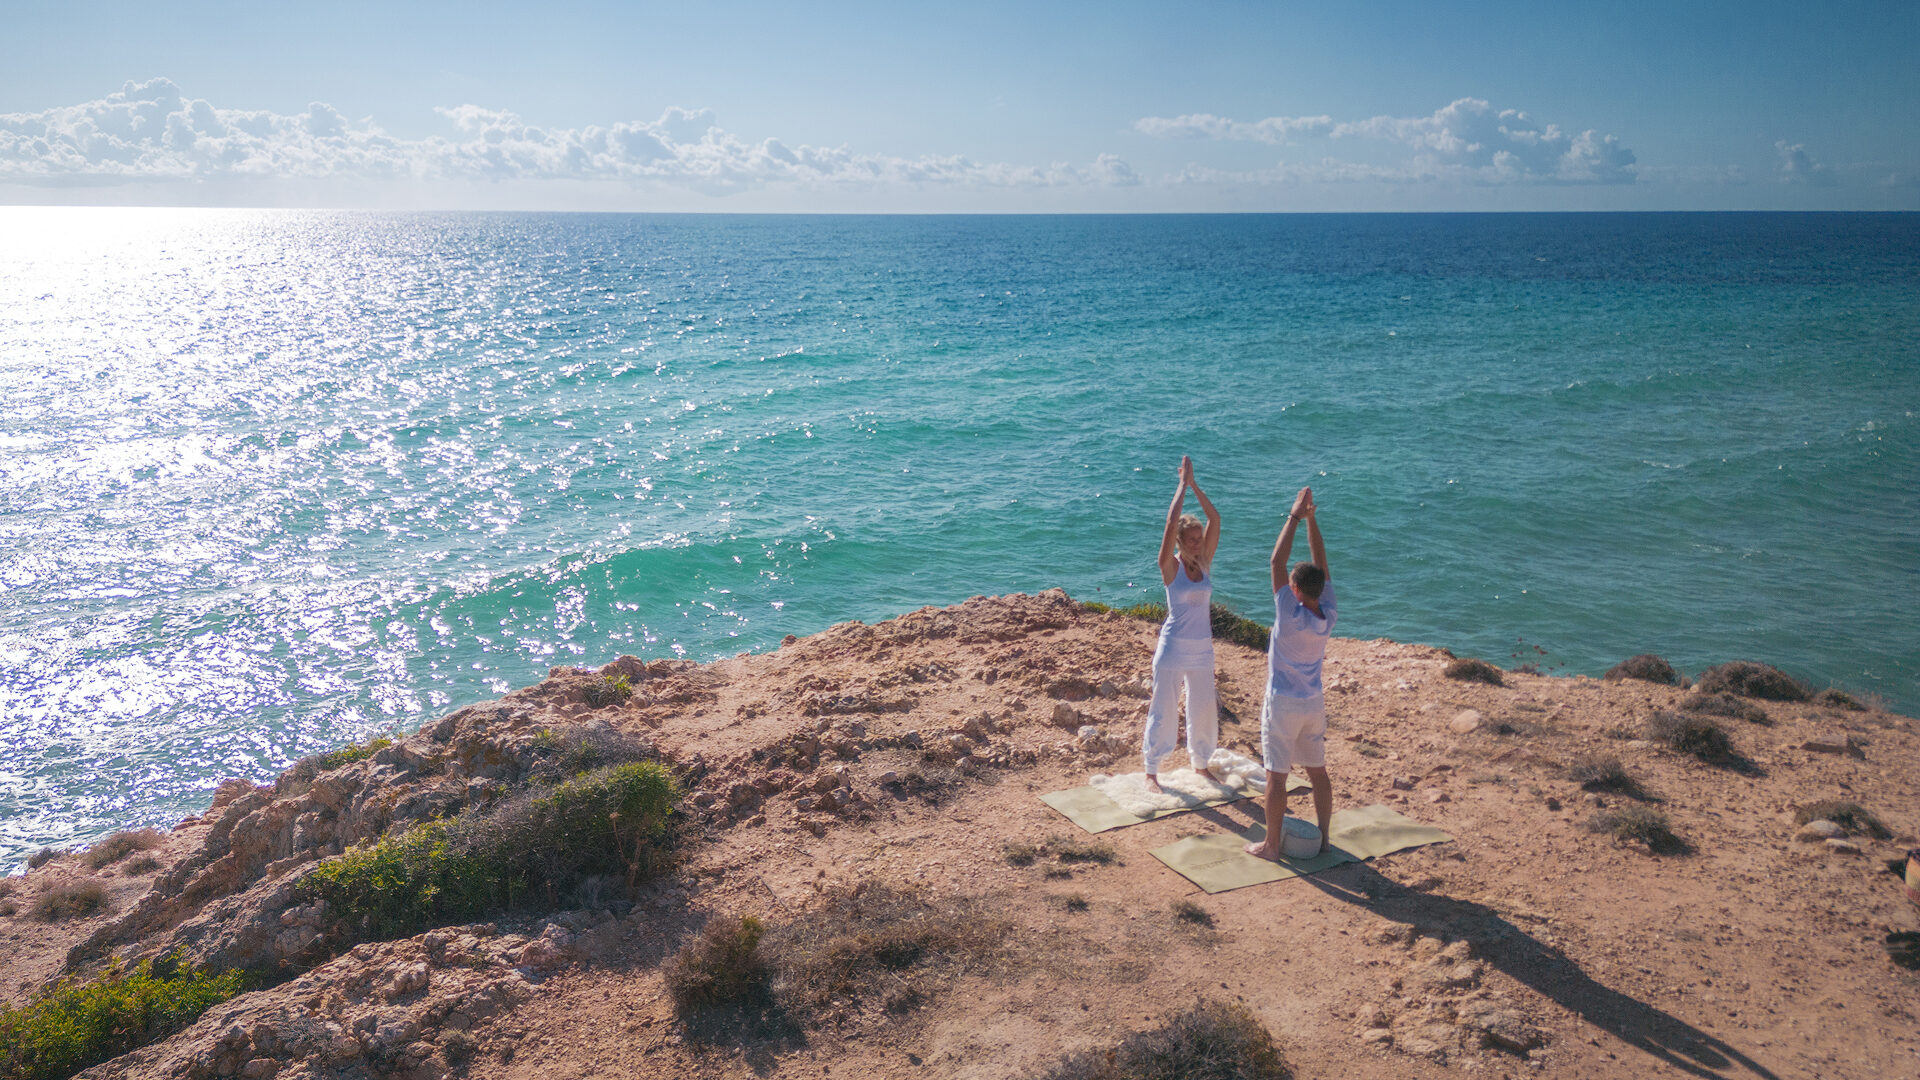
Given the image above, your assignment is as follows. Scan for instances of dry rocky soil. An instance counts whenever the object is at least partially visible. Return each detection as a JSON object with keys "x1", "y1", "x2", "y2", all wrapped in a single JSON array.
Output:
[{"x1": 4, "y1": 589, "x2": 1918, "y2": 1079}]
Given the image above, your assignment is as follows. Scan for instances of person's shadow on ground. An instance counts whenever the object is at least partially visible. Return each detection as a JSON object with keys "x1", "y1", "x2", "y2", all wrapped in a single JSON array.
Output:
[{"x1": 1297, "y1": 860, "x2": 1780, "y2": 1080}]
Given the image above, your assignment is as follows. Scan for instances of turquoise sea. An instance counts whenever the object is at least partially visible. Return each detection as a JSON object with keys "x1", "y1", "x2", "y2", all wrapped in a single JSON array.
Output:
[{"x1": 2, "y1": 209, "x2": 1915, "y2": 869}]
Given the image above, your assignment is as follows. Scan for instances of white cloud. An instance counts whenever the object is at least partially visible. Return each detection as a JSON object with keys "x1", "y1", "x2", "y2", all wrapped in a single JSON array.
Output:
[
  {"x1": 1136, "y1": 97, "x2": 1637, "y2": 185},
  {"x1": 1775, "y1": 140, "x2": 1836, "y2": 186},
  {"x1": 0, "y1": 79, "x2": 1139, "y2": 194},
  {"x1": 1133, "y1": 113, "x2": 1334, "y2": 144}
]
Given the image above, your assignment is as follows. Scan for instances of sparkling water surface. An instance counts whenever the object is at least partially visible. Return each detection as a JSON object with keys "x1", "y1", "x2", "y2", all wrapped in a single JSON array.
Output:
[{"x1": 2, "y1": 209, "x2": 1916, "y2": 869}]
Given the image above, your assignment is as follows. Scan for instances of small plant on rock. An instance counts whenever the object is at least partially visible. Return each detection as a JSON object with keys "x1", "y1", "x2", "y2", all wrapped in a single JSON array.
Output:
[
  {"x1": 313, "y1": 735, "x2": 394, "y2": 772},
  {"x1": 1603, "y1": 654, "x2": 1678, "y2": 685},
  {"x1": 582, "y1": 673, "x2": 634, "y2": 709},
  {"x1": 1443, "y1": 658, "x2": 1504, "y2": 686}
]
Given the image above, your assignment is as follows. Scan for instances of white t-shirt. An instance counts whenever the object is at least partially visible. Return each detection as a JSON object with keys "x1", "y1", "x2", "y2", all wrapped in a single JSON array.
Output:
[{"x1": 1268, "y1": 579, "x2": 1336, "y2": 699}]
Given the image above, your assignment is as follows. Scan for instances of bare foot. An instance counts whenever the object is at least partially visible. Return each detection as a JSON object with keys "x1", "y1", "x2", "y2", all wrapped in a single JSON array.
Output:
[
  {"x1": 1144, "y1": 774, "x2": 1163, "y2": 793},
  {"x1": 1318, "y1": 838, "x2": 1333, "y2": 855},
  {"x1": 1243, "y1": 840, "x2": 1282, "y2": 861}
]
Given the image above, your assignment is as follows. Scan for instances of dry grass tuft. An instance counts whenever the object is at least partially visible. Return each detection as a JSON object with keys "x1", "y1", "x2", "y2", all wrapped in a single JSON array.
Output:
[
  {"x1": 763, "y1": 882, "x2": 1008, "y2": 1020},
  {"x1": 1566, "y1": 755, "x2": 1652, "y2": 800},
  {"x1": 31, "y1": 881, "x2": 109, "y2": 921},
  {"x1": 1586, "y1": 805, "x2": 1690, "y2": 855},
  {"x1": 1172, "y1": 900, "x2": 1214, "y2": 928},
  {"x1": 1604, "y1": 654, "x2": 1678, "y2": 685},
  {"x1": 124, "y1": 855, "x2": 162, "y2": 875},
  {"x1": 1694, "y1": 661, "x2": 1809, "y2": 702},
  {"x1": 1678, "y1": 692, "x2": 1771, "y2": 725},
  {"x1": 1646, "y1": 711, "x2": 1735, "y2": 761},
  {"x1": 82, "y1": 829, "x2": 165, "y2": 870},
  {"x1": 1812, "y1": 688, "x2": 1867, "y2": 712},
  {"x1": 26, "y1": 849, "x2": 59, "y2": 870},
  {"x1": 1794, "y1": 801, "x2": 1891, "y2": 839},
  {"x1": 663, "y1": 914, "x2": 771, "y2": 1013},
  {"x1": 1443, "y1": 658, "x2": 1505, "y2": 686},
  {"x1": 1024, "y1": 1000, "x2": 1293, "y2": 1080},
  {"x1": 1064, "y1": 894, "x2": 1090, "y2": 913}
]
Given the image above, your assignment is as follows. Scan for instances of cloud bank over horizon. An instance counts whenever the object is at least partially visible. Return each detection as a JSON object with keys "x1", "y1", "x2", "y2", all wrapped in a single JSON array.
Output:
[
  {"x1": 0, "y1": 79, "x2": 1899, "y2": 210},
  {"x1": 1136, "y1": 98, "x2": 1638, "y2": 185},
  {"x1": 0, "y1": 78, "x2": 1139, "y2": 194}
]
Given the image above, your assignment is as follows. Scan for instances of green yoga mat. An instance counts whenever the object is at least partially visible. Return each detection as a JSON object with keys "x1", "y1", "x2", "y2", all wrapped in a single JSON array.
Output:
[
  {"x1": 1150, "y1": 804, "x2": 1453, "y2": 894},
  {"x1": 1039, "y1": 774, "x2": 1311, "y2": 834}
]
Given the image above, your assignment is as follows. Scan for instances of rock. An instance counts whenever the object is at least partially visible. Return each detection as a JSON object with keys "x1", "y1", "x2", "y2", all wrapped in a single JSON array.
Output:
[
  {"x1": 1475, "y1": 1010, "x2": 1546, "y2": 1054},
  {"x1": 689, "y1": 790, "x2": 715, "y2": 808},
  {"x1": 1391, "y1": 775, "x2": 1417, "y2": 791},
  {"x1": 1795, "y1": 819, "x2": 1846, "y2": 842},
  {"x1": 876, "y1": 771, "x2": 899, "y2": 785},
  {"x1": 1544, "y1": 797, "x2": 1561, "y2": 811},
  {"x1": 516, "y1": 938, "x2": 563, "y2": 970},
  {"x1": 1358, "y1": 1027, "x2": 1394, "y2": 1046},
  {"x1": 1425, "y1": 790, "x2": 1451, "y2": 804},
  {"x1": 1367, "y1": 922, "x2": 1416, "y2": 946},
  {"x1": 1448, "y1": 709, "x2": 1483, "y2": 734},
  {"x1": 241, "y1": 1057, "x2": 279, "y2": 1079},
  {"x1": 725, "y1": 782, "x2": 760, "y2": 809},
  {"x1": 1824, "y1": 838, "x2": 1863, "y2": 855},
  {"x1": 1583, "y1": 792, "x2": 1604, "y2": 807},
  {"x1": 1052, "y1": 702, "x2": 1083, "y2": 728},
  {"x1": 1624, "y1": 739, "x2": 1655, "y2": 751},
  {"x1": 1802, "y1": 734, "x2": 1864, "y2": 758}
]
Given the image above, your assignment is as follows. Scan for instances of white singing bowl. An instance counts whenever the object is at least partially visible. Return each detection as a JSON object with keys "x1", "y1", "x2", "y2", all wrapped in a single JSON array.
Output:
[{"x1": 1279, "y1": 817, "x2": 1323, "y2": 859}]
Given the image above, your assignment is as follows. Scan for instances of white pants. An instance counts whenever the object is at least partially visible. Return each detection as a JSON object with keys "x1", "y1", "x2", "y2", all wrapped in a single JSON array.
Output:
[
  {"x1": 1142, "y1": 647, "x2": 1217, "y2": 774},
  {"x1": 1261, "y1": 691, "x2": 1327, "y2": 773}
]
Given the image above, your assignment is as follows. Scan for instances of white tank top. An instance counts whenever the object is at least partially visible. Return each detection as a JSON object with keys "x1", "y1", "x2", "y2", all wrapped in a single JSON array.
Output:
[{"x1": 1161, "y1": 559, "x2": 1213, "y2": 645}]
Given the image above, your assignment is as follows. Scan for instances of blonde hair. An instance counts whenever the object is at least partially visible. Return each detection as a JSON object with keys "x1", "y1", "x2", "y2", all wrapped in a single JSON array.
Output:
[{"x1": 1177, "y1": 514, "x2": 1204, "y2": 546}]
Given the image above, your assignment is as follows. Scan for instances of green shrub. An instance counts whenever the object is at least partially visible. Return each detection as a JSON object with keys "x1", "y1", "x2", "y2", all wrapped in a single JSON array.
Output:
[
  {"x1": 313, "y1": 735, "x2": 394, "y2": 772},
  {"x1": 1585, "y1": 806, "x2": 1688, "y2": 855},
  {"x1": 82, "y1": 829, "x2": 164, "y2": 870},
  {"x1": 1694, "y1": 662, "x2": 1808, "y2": 702},
  {"x1": 30, "y1": 882, "x2": 106, "y2": 922},
  {"x1": 1208, "y1": 605, "x2": 1269, "y2": 651},
  {"x1": 1679, "y1": 692, "x2": 1771, "y2": 725},
  {"x1": 1794, "y1": 801, "x2": 1891, "y2": 839},
  {"x1": 663, "y1": 915, "x2": 770, "y2": 1013},
  {"x1": 581, "y1": 674, "x2": 634, "y2": 709},
  {"x1": 1604, "y1": 654, "x2": 1678, "y2": 685},
  {"x1": 1443, "y1": 658, "x2": 1505, "y2": 686},
  {"x1": 1646, "y1": 711, "x2": 1734, "y2": 760},
  {"x1": 1025, "y1": 1000, "x2": 1293, "y2": 1080},
  {"x1": 0, "y1": 953, "x2": 249, "y2": 1080},
  {"x1": 1080, "y1": 601, "x2": 1167, "y2": 621},
  {"x1": 302, "y1": 761, "x2": 677, "y2": 941}
]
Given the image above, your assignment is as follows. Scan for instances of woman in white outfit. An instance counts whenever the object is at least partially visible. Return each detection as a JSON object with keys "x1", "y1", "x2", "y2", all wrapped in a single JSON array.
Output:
[{"x1": 1142, "y1": 455, "x2": 1222, "y2": 792}]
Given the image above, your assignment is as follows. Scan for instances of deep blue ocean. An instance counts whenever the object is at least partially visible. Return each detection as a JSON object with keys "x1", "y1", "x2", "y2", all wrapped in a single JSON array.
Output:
[{"x1": 2, "y1": 209, "x2": 1916, "y2": 870}]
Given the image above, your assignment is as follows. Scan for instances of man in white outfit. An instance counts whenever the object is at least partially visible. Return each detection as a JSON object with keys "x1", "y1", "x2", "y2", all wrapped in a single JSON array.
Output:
[{"x1": 1246, "y1": 486, "x2": 1336, "y2": 860}]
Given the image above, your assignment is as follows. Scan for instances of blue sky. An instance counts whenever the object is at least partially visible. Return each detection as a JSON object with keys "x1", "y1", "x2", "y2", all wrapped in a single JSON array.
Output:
[{"x1": 2, "y1": 0, "x2": 1915, "y2": 210}]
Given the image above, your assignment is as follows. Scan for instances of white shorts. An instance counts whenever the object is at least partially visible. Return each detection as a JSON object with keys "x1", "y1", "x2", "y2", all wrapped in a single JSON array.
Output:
[{"x1": 1261, "y1": 691, "x2": 1326, "y2": 774}]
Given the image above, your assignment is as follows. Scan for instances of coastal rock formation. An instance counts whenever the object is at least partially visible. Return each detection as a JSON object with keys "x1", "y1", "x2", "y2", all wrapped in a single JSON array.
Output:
[{"x1": 2, "y1": 588, "x2": 1915, "y2": 1080}]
